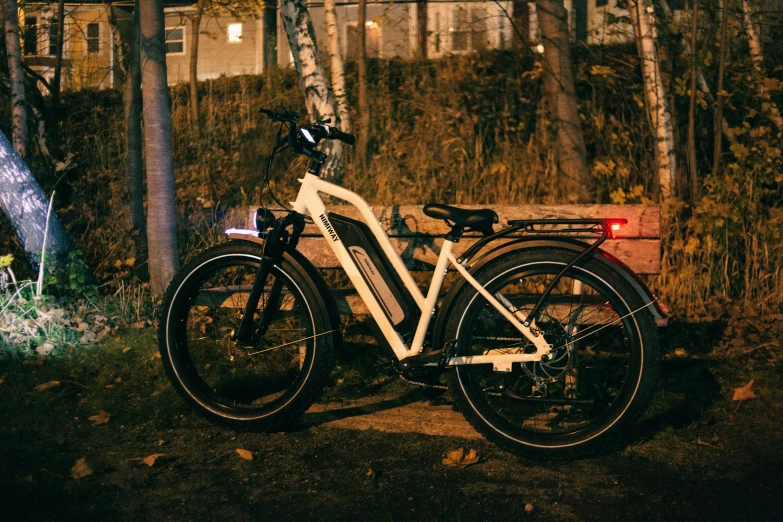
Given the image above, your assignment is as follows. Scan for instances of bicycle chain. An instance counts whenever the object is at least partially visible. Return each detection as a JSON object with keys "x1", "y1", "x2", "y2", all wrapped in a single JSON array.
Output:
[{"x1": 398, "y1": 373, "x2": 449, "y2": 391}]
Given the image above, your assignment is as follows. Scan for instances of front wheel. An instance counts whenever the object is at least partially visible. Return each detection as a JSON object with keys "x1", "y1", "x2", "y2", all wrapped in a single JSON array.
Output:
[
  {"x1": 444, "y1": 248, "x2": 660, "y2": 459},
  {"x1": 158, "y1": 241, "x2": 337, "y2": 429}
]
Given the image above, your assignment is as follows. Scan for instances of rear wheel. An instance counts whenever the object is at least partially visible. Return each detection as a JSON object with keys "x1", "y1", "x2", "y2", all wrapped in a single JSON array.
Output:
[
  {"x1": 444, "y1": 248, "x2": 659, "y2": 458},
  {"x1": 159, "y1": 242, "x2": 336, "y2": 428}
]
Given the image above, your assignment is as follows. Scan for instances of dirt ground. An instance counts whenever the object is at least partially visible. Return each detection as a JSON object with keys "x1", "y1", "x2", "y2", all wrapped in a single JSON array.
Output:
[{"x1": 1, "y1": 321, "x2": 781, "y2": 521}]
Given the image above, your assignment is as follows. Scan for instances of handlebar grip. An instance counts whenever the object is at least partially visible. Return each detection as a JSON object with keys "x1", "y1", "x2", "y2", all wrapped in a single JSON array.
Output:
[
  {"x1": 329, "y1": 128, "x2": 356, "y2": 145},
  {"x1": 259, "y1": 106, "x2": 299, "y2": 123},
  {"x1": 259, "y1": 108, "x2": 277, "y2": 120}
]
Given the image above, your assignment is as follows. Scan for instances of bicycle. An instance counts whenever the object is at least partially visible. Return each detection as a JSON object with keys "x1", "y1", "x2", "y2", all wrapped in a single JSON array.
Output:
[{"x1": 158, "y1": 106, "x2": 667, "y2": 459}]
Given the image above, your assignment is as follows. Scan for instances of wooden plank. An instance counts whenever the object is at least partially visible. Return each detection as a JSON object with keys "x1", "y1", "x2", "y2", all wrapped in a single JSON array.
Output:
[
  {"x1": 293, "y1": 236, "x2": 661, "y2": 274},
  {"x1": 247, "y1": 205, "x2": 660, "y2": 239}
]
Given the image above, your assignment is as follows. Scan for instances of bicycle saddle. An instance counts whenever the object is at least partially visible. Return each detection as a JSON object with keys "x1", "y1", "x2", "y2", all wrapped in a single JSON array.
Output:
[{"x1": 423, "y1": 204, "x2": 498, "y2": 231}]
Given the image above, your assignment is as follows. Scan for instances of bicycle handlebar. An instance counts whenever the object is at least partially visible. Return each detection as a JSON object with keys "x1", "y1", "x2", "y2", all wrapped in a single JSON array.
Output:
[{"x1": 259, "y1": 106, "x2": 355, "y2": 149}]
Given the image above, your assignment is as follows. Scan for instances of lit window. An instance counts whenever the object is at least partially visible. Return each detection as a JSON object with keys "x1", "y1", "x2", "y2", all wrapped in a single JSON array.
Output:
[
  {"x1": 165, "y1": 27, "x2": 185, "y2": 54},
  {"x1": 87, "y1": 23, "x2": 99, "y2": 53},
  {"x1": 228, "y1": 23, "x2": 242, "y2": 43}
]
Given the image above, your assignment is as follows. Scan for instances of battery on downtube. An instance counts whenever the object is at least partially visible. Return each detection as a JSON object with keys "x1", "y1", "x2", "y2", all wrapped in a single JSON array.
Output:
[{"x1": 328, "y1": 214, "x2": 420, "y2": 341}]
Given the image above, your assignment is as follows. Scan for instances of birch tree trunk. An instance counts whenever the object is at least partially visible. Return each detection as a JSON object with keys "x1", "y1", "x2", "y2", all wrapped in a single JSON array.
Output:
[
  {"x1": 535, "y1": 0, "x2": 591, "y2": 203},
  {"x1": 189, "y1": 0, "x2": 206, "y2": 140},
  {"x1": 0, "y1": 131, "x2": 74, "y2": 271},
  {"x1": 741, "y1": 0, "x2": 783, "y2": 129},
  {"x1": 124, "y1": 0, "x2": 147, "y2": 264},
  {"x1": 280, "y1": 0, "x2": 343, "y2": 180},
  {"x1": 4, "y1": 0, "x2": 28, "y2": 159},
  {"x1": 139, "y1": 0, "x2": 180, "y2": 294},
  {"x1": 357, "y1": 0, "x2": 370, "y2": 166},
  {"x1": 628, "y1": 0, "x2": 676, "y2": 198},
  {"x1": 324, "y1": 0, "x2": 350, "y2": 132}
]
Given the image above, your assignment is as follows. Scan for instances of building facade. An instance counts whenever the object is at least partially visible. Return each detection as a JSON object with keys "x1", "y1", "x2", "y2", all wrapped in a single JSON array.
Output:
[{"x1": 20, "y1": 0, "x2": 639, "y2": 91}]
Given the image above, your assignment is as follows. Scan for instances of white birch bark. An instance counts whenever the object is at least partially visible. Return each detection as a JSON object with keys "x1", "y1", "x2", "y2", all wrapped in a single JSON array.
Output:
[
  {"x1": 0, "y1": 131, "x2": 74, "y2": 270},
  {"x1": 741, "y1": 0, "x2": 783, "y2": 130},
  {"x1": 280, "y1": 0, "x2": 343, "y2": 180},
  {"x1": 4, "y1": 0, "x2": 28, "y2": 158},
  {"x1": 324, "y1": 0, "x2": 350, "y2": 133},
  {"x1": 140, "y1": 0, "x2": 180, "y2": 294},
  {"x1": 628, "y1": 0, "x2": 676, "y2": 198}
]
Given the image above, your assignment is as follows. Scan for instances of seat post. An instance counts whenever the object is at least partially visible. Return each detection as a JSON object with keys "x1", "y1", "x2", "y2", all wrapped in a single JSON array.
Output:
[{"x1": 445, "y1": 225, "x2": 464, "y2": 242}]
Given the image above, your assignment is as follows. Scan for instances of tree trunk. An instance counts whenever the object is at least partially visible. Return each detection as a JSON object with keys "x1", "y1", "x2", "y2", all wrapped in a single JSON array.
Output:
[
  {"x1": 535, "y1": 0, "x2": 591, "y2": 203},
  {"x1": 125, "y1": 0, "x2": 147, "y2": 266},
  {"x1": 51, "y1": 0, "x2": 65, "y2": 112},
  {"x1": 189, "y1": 0, "x2": 206, "y2": 140},
  {"x1": 324, "y1": 0, "x2": 350, "y2": 132},
  {"x1": 687, "y1": 0, "x2": 699, "y2": 201},
  {"x1": 741, "y1": 0, "x2": 783, "y2": 129},
  {"x1": 139, "y1": 0, "x2": 180, "y2": 295},
  {"x1": 280, "y1": 0, "x2": 343, "y2": 180},
  {"x1": 357, "y1": 0, "x2": 370, "y2": 166},
  {"x1": 712, "y1": 0, "x2": 729, "y2": 177},
  {"x1": 417, "y1": 0, "x2": 427, "y2": 59},
  {"x1": 655, "y1": 0, "x2": 735, "y2": 146},
  {"x1": 263, "y1": 4, "x2": 277, "y2": 70},
  {"x1": 628, "y1": 0, "x2": 676, "y2": 198},
  {"x1": 0, "y1": 131, "x2": 74, "y2": 271},
  {"x1": 4, "y1": 0, "x2": 28, "y2": 159}
]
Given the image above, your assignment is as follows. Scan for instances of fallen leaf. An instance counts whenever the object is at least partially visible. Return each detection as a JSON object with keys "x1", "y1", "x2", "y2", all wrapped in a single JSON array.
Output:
[
  {"x1": 442, "y1": 448, "x2": 464, "y2": 467},
  {"x1": 74, "y1": 321, "x2": 90, "y2": 333},
  {"x1": 732, "y1": 380, "x2": 757, "y2": 401},
  {"x1": 442, "y1": 448, "x2": 479, "y2": 468},
  {"x1": 36, "y1": 342, "x2": 55, "y2": 356},
  {"x1": 88, "y1": 410, "x2": 111, "y2": 425},
  {"x1": 143, "y1": 453, "x2": 165, "y2": 467},
  {"x1": 71, "y1": 457, "x2": 93, "y2": 479},
  {"x1": 122, "y1": 347, "x2": 131, "y2": 353},
  {"x1": 236, "y1": 448, "x2": 253, "y2": 461},
  {"x1": 461, "y1": 448, "x2": 479, "y2": 467},
  {"x1": 34, "y1": 380, "x2": 60, "y2": 391},
  {"x1": 366, "y1": 468, "x2": 375, "y2": 479}
]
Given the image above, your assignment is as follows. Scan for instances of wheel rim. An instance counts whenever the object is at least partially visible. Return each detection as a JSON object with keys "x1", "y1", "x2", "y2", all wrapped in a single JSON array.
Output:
[
  {"x1": 166, "y1": 254, "x2": 317, "y2": 419},
  {"x1": 455, "y1": 262, "x2": 642, "y2": 446}
]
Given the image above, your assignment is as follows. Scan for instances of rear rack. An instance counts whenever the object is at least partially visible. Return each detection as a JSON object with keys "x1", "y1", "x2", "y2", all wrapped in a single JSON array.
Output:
[
  {"x1": 458, "y1": 218, "x2": 627, "y2": 265},
  {"x1": 458, "y1": 218, "x2": 628, "y2": 328}
]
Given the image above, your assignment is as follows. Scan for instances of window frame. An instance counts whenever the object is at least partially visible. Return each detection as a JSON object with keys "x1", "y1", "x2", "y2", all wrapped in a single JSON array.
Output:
[
  {"x1": 450, "y1": 6, "x2": 469, "y2": 52},
  {"x1": 48, "y1": 21, "x2": 61, "y2": 57},
  {"x1": 164, "y1": 25, "x2": 186, "y2": 56},
  {"x1": 23, "y1": 16, "x2": 39, "y2": 56},
  {"x1": 86, "y1": 22, "x2": 100, "y2": 54}
]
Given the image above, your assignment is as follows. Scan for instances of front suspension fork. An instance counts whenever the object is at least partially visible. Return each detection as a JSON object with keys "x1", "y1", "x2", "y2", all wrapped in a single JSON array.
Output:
[{"x1": 233, "y1": 256, "x2": 284, "y2": 343}]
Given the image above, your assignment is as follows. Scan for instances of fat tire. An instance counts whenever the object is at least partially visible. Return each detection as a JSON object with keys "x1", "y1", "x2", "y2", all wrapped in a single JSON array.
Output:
[
  {"x1": 444, "y1": 247, "x2": 660, "y2": 459},
  {"x1": 158, "y1": 241, "x2": 336, "y2": 429}
]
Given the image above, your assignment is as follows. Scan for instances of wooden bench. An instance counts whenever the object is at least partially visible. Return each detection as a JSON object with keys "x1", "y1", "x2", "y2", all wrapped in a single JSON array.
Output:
[{"x1": 242, "y1": 205, "x2": 661, "y2": 316}]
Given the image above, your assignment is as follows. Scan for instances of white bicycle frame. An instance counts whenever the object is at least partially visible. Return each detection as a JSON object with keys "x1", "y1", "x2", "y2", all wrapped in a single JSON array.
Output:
[{"x1": 288, "y1": 173, "x2": 553, "y2": 370}]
